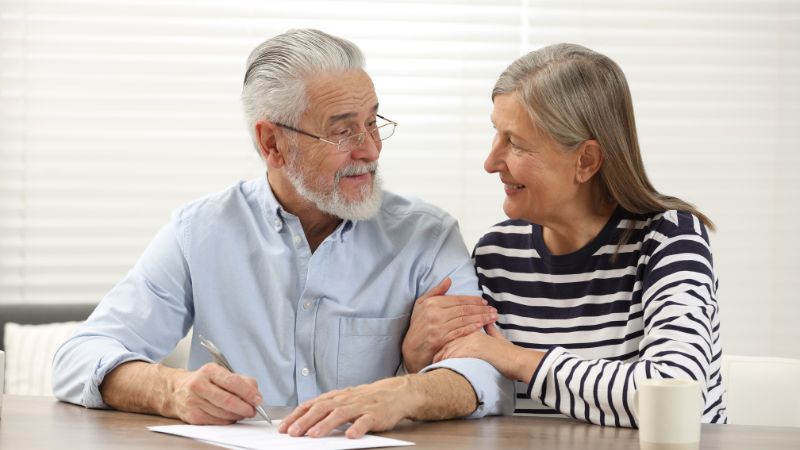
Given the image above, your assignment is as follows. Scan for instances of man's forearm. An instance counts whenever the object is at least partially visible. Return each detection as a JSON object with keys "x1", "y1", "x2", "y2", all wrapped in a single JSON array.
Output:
[
  {"x1": 100, "y1": 361, "x2": 184, "y2": 417},
  {"x1": 406, "y1": 368, "x2": 478, "y2": 421}
]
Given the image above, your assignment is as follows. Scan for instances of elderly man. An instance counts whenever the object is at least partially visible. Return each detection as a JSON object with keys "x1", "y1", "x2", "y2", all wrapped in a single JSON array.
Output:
[{"x1": 52, "y1": 29, "x2": 512, "y2": 438}]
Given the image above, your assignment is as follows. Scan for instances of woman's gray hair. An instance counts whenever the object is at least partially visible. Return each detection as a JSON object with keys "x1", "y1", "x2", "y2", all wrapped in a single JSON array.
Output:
[
  {"x1": 494, "y1": 43, "x2": 714, "y2": 232},
  {"x1": 241, "y1": 29, "x2": 364, "y2": 151}
]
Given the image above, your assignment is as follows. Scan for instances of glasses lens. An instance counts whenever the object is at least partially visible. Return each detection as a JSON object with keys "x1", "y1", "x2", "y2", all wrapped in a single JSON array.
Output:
[
  {"x1": 375, "y1": 122, "x2": 396, "y2": 141},
  {"x1": 337, "y1": 134, "x2": 364, "y2": 153},
  {"x1": 334, "y1": 120, "x2": 396, "y2": 152}
]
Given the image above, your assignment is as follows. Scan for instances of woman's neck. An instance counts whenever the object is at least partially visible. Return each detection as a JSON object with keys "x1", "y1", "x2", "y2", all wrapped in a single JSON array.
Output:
[{"x1": 541, "y1": 202, "x2": 617, "y2": 256}]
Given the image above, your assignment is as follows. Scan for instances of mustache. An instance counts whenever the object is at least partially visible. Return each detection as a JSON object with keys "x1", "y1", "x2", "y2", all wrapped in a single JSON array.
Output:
[{"x1": 336, "y1": 161, "x2": 378, "y2": 180}]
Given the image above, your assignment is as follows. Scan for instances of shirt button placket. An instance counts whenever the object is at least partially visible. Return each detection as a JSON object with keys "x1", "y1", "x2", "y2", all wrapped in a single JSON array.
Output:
[{"x1": 295, "y1": 296, "x2": 319, "y2": 402}]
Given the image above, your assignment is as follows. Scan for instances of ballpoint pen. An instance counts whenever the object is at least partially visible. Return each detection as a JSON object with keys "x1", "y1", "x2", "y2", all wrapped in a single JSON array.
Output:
[{"x1": 198, "y1": 334, "x2": 273, "y2": 425}]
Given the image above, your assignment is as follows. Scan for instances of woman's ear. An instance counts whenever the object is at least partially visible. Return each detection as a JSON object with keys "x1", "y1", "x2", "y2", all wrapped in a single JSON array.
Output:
[
  {"x1": 255, "y1": 120, "x2": 286, "y2": 168},
  {"x1": 575, "y1": 139, "x2": 603, "y2": 184}
]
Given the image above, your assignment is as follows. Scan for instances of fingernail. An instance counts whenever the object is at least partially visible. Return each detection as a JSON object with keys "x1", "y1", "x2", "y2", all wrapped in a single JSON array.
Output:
[
  {"x1": 254, "y1": 394, "x2": 263, "y2": 404},
  {"x1": 289, "y1": 425, "x2": 300, "y2": 435}
]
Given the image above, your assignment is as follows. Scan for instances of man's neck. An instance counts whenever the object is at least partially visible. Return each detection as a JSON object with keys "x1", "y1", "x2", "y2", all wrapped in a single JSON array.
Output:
[{"x1": 267, "y1": 172, "x2": 341, "y2": 252}]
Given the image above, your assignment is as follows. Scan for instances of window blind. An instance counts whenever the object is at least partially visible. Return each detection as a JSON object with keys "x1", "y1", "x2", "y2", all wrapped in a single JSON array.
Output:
[{"x1": 1, "y1": 0, "x2": 798, "y2": 358}]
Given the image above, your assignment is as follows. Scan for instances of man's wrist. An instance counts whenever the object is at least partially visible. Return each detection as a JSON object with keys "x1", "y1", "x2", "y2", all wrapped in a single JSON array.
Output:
[
  {"x1": 397, "y1": 375, "x2": 427, "y2": 419},
  {"x1": 404, "y1": 369, "x2": 477, "y2": 421},
  {"x1": 156, "y1": 364, "x2": 186, "y2": 419}
]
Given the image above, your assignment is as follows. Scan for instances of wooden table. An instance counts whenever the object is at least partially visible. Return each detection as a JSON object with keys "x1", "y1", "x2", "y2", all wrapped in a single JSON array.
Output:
[{"x1": 1, "y1": 395, "x2": 799, "y2": 449}]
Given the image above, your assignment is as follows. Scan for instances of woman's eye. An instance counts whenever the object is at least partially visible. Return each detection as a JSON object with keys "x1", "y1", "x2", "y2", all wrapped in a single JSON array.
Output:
[{"x1": 509, "y1": 140, "x2": 528, "y2": 154}]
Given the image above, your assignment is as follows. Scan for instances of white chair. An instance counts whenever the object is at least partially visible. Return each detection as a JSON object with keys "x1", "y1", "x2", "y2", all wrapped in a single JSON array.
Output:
[
  {"x1": 161, "y1": 329, "x2": 193, "y2": 369},
  {"x1": 721, "y1": 355, "x2": 800, "y2": 427}
]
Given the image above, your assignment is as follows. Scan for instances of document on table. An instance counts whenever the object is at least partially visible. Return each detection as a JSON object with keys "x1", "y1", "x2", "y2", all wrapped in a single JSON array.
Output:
[{"x1": 149, "y1": 420, "x2": 415, "y2": 450}]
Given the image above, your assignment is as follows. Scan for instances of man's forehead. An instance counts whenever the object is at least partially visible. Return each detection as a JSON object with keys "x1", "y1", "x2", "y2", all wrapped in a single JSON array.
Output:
[
  {"x1": 304, "y1": 71, "x2": 378, "y2": 123},
  {"x1": 327, "y1": 104, "x2": 379, "y2": 124}
]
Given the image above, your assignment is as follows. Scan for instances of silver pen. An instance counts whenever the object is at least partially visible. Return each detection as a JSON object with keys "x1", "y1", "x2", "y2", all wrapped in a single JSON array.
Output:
[{"x1": 198, "y1": 334, "x2": 273, "y2": 424}]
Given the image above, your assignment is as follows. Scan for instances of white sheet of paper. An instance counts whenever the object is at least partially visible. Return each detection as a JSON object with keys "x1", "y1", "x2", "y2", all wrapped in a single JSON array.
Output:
[{"x1": 149, "y1": 420, "x2": 415, "y2": 450}]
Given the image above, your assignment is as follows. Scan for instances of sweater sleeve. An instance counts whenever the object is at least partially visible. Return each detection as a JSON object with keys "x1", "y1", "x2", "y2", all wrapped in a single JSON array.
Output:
[{"x1": 527, "y1": 227, "x2": 719, "y2": 427}]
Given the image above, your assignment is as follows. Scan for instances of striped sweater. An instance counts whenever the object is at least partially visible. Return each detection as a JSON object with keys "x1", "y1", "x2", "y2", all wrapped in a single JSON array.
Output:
[{"x1": 473, "y1": 208, "x2": 726, "y2": 427}]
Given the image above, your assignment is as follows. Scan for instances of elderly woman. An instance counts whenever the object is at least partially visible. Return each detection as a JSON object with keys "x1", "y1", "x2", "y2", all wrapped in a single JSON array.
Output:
[{"x1": 432, "y1": 43, "x2": 726, "y2": 427}]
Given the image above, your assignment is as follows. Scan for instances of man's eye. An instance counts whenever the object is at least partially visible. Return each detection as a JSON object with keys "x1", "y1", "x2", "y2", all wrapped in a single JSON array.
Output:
[
  {"x1": 333, "y1": 129, "x2": 352, "y2": 137},
  {"x1": 366, "y1": 120, "x2": 377, "y2": 128}
]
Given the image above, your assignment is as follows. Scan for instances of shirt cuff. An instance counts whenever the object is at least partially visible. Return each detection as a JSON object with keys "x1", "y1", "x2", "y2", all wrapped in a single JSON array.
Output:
[
  {"x1": 421, "y1": 357, "x2": 515, "y2": 418},
  {"x1": 82, "y1": 350, "x2": 154, "y2": 409},
  {"x1": 527, "y1": 346, "x2": 569, "y2": 400}
]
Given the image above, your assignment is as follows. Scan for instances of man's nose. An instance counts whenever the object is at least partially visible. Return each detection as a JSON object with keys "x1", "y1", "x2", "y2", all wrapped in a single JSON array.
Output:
[{"x1": 350, "y1": 131, "x2": 380, "y2": 160}]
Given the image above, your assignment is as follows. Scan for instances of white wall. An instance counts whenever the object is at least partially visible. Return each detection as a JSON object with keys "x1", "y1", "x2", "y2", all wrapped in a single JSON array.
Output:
[{"x1": 1, "y1": 0, "x2": 798, "y2": 359}]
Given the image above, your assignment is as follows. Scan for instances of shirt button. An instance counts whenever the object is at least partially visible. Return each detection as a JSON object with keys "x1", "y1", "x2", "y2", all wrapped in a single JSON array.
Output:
[
  {"x1": 293, "y1": 235, "x2": 302, "y2": 246},
  {"x1": 301, "y1": 367, "x2": 310, "y2": 377},
  {"x1": 302, "y1": 301, "x2": 312, "y2": 310},
  {"x1": 272, "y1": 218, "x2": 281, "y2": 229}
]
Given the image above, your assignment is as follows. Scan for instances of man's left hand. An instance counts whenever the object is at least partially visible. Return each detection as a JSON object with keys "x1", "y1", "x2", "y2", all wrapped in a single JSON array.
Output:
[{"x1": 278, "y1": 377, "x2": 419, "y2": 439}]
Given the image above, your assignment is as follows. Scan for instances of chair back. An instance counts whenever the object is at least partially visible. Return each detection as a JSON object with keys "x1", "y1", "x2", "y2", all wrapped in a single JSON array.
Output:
[{"x1": 721, "y1": 355, "x2": 800, "y2": 427}]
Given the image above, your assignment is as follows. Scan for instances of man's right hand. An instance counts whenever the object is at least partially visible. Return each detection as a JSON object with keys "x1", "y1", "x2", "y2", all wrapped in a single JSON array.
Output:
[
  {"x1": 100, "y1": 361, "x2": 264, "y2": 425},
  {"x1": 401, "y1": 278, "x2": 497, "y2": 374},
  {"x1": 167, "y1": 363, "x2": 264, "y2": 424}
]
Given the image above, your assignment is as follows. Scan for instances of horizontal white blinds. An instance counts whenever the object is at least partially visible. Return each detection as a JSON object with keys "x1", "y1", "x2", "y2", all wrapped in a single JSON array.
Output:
[
  {"x1": 0, "y1": 0, "x2": 518, "y2": 303},
  {"x1": 1, "y1": 1, "x2": 799, "y2": 358}
]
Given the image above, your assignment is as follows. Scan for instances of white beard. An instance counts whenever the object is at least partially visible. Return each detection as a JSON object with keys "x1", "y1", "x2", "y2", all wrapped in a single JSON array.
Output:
[{"x1": 284, "y1": 150, "x2": 383, "y2": 221}]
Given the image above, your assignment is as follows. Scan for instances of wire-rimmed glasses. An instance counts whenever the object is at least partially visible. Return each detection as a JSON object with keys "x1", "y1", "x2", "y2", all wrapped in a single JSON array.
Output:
[{"x1": 275, "y1": 114, "x2": 397, "y2": 153}]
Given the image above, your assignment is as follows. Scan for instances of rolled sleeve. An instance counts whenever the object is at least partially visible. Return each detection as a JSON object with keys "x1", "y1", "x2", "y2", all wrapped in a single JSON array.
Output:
[
  {"x1": 421, "y1": 357, "x2": 515, "y2": 418},
  {"x1": 52, "y1": 334, "x2": 155, "y2": 408},
  {"x1": 84, "y1": 347, "x2": 154, "y2": 408},
  {"x1": 52, "y1": 214, "x2": 193, "y2": 408}
]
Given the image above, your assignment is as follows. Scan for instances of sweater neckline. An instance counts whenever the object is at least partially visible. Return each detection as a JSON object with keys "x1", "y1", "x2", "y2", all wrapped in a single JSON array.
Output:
[{"x1": 531, "y1": 206, "x2": 625, "y2": 267}]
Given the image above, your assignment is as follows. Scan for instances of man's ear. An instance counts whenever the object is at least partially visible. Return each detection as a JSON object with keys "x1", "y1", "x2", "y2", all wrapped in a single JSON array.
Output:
[
  {"x1": 255, "y1": 120, "x2": 287, "y2": 168},
  {"x1": 575, "y1": 139, "x2": 603, "y2": 184}
]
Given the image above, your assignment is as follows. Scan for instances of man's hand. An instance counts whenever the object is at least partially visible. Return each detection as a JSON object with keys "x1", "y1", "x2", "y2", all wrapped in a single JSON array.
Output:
[
  {"x1": 167, "y1": 363, "x2": 264, "y2": 424},
  {"x1": 100, "y1": 361, "x2": 264, "y2": 425},
  {"x1": 278, "y1": 369, "x2": 477, "y2": 439},
  {"x1": 402, "y1": 278, "x2": 497, "y2": 373},
  {"x1": 278, "y1": 377, "x2": 416, "y2": 439}
]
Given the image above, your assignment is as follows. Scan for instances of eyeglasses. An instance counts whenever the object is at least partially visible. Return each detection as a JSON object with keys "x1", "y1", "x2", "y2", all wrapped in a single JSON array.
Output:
[{"x1": 275, "y1": 114, "x2": 397, "y2": 153}]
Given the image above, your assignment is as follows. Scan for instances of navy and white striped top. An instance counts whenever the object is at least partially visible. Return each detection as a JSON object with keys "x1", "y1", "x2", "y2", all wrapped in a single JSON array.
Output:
[{"x1": 473, "y1": 207, "x2": 726, "y2": 427}]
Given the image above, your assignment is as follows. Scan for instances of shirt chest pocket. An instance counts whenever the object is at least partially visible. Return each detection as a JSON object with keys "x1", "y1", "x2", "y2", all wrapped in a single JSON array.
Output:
[{"x1": 336, "y1": 314, "x2": 410, "y2": 389}]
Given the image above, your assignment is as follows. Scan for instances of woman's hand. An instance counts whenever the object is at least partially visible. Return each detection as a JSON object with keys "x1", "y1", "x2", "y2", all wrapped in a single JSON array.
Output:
[
  {"x1": 402, "y1": 278, "x2": 497, "y2": 373},
  {"x1": 433, "y1": 324, "x2": 543, "y2": 383}
]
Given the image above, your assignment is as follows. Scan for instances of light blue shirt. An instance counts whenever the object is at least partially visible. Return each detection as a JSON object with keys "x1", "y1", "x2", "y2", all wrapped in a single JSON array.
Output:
[{"x1": 52, "y1": 177, "x2": 514, "y2": 416}]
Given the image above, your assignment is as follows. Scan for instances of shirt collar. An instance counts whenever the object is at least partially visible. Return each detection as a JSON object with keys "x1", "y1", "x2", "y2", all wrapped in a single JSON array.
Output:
[{"x1": 261, "y1": 176, "x2": 286, "y2": 232}]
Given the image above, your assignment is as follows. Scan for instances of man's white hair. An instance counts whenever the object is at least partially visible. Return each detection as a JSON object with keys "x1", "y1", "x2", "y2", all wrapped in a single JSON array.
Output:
[{"x1": 241, "y1": 28, "x2": 365, "y2": 154}]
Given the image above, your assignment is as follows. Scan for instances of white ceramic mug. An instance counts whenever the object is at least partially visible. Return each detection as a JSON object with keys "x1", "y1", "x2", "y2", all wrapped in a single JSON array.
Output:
[
  {"x1": 0, "y1": 349, "x2": 5, "y2": 420},
  {"x1": 635, "y1": 378, "x2": 702, "y2": 450}
]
